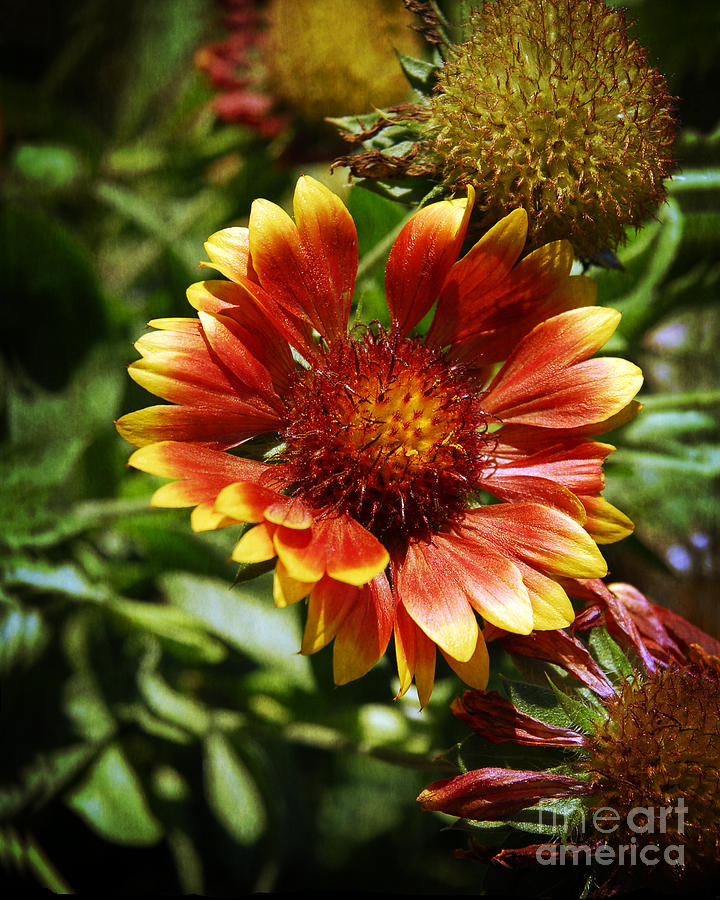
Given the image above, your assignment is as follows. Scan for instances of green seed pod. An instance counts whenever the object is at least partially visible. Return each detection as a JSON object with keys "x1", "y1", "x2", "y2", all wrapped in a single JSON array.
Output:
[{"x1": 427, "y1": 0, "x2": 677, "y2": 257}]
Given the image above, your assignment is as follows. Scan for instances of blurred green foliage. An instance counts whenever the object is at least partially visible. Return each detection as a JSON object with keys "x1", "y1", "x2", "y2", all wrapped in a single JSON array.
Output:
[{"x1": 1, "y1": 0, "x2": 719, "y2": 894}]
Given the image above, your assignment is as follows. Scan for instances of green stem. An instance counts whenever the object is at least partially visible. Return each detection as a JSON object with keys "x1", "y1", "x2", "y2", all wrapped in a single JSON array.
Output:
[
  {"x1": 667, "y1": 170, "x2": 720, "y2": 193},
  {"x1": 356, "y1": 210, "x2": 415, "y2": 282},
  {"x1": 639, "y1": 391, "x2": 720, "y2": 409}
]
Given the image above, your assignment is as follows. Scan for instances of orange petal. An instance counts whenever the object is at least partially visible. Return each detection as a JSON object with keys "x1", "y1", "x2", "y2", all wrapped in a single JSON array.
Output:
[
  {"x1": 203, "y1": 226, "x2": 252, "y2": 284},
  {"x1": 513, "y1": 562, "x2": 576, "y2": 631},
  {"x1": 333, "y1": 573, "x2": 393, "y2": 685},
  {"x1": 302, "y1": 576, "x2": 358, "y2": 654},
  {"x1": 116, "y1": 404, "x2": 279, "y2": 449},
  {"x1": 216, "y1": 481, "x2": 285, "y2": 523},
  {"x1": 441, "y1": 630, "x2": 489, "y2": 690},
  {"x1": 398, "y1": 538, "x2": 479, "y2": 661},
  {"x1": 274, "y1": 515, "x2": 388, "y2": 586},
  {"x1": 273, "y1": 559, "x2": 313, "y2": 607},
  {"x1": 483, "y1": 308, "x2": 643, "y2": 427},
  {"x1": 293, "y1": 176, "x2": 357, "y2": 340},
  {"x1": 428, "y1": 207, "x2": 527, "y2": 348},
  {"x1": 462, "y1": 503, "x2": 607, "y2": 580},
  {"x1": 198, "y1": 310, "x2": 279, "y2": 404},
  {"x1": 434, "y1": 236, "x2": 575, "y2": 362},
  {"x1": 127, "y1": 441, "x2": 270, "y2": 506},
  {"x1": 386, "y1": 187, "x2": 474, "y2": 335},
  {"x1": 190, "y1": 501, "x2": 237, "y2": 532},
  {"x1": 580, "y1": 495, "x2": 634, "y2": 545},
  {"x1": 231, "y1": 522, "x2": 278, "y2": 563},
  {"x1": 249, "y1": 180, "x2": 355, "y2": 343}
]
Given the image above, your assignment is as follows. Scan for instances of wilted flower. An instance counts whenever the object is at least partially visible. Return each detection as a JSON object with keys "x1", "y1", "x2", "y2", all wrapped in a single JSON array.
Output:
[
  {"x1": 419, "y1": 582, "x2": 720, "y2": 893},
  {"x1": 336, "y1": 0, "x2": 677, "y2": 259},
  {"x1": 116, "y1": 176, "x2": 642, "y2": 703},
  {"x1": 195, "y1": 0, "x2": 422, "y2": 148}
]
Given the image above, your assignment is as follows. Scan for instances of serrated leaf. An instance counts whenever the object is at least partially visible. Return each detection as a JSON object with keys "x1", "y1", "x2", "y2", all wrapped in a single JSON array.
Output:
[
  {"x1": 587, "y1": 627, "x2": 633, "y2": 685},
  {"x1": 326, "y1": 110, "x2": 383, "y2": 135},
  {"x1": 203, "y1": 732, "x2": 266, "y2": 845},
  {"x1": 66, "y1": 744, "x2": 162, "y2": 846},
  {"x1": 503, "y1": 680, "x2": 575, "y2": 730},
  {"x1": 503, "y1": 797, "x2": 591, "y2": 836},
  {"x1": 547, "y1": 680, "x2": 605, "y2": 734},
  {"x1": 395, "y1": 51, "x2": 439, "y2": 93},
  {"x1": 446, "y1": 734, "x2": 566, "y2": 775}
]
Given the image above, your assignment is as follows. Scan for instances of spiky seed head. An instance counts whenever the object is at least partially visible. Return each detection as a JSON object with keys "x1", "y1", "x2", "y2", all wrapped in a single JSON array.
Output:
[
  {"x1": 427, "y1": 0, "x2": 678, "y2": 258},
  {"x1": 585, "y1": 653, "x2": 720, "y2": 874}
]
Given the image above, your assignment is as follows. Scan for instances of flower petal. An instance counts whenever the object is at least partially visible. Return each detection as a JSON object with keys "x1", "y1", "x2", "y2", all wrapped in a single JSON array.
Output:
[
  {"x1": 398, "y1": 538, "x2": 480, "y2": 661},
  {"x1": 483, "y1": 308, "x2": 643, "y2": 427},
  {"x1": 216, "y1": 482, "x2": 300, "y2": 524},
  {"x1": 386, "y1": 188, "x2": 473, "y2": 335},
  {"x1": 333, "y1": 573, "x2": 394, "y2": 685},
  {"x1": 273, "y1": 515, "x2": 389, "y2": 586},
  {"x1": 461, "y1": 503, "x2": 607, "y2": 580},
  {"x1": 293, "y1": 175, "x2": 358, "y2": 337},
  {"x1": 418, "y1": 768, "x2": 590, "y2": 820},
  {"x1": 427, "y1": 207, "x2": 528, "y2": 348},
  {"x1": 249, "y1": 177, "x2": 357, "y2": 342},
  {"x1": 203, "y1": 226, "x2": 253, "y2": 284},
  {"x1": 451, "y1": 690, "x2": 588, "y2": 747},
  {"x1": 302, "y1": 577, "x2": 358, "y2": 654},
  {"x1": 273, "y1": 559, "x2": 313, "y2": 607},
  {"x1": 393, "y1": 600, "x2": 436, "y2": 707},
  {"x1": 441, "y1": 630, "x2": 490, "y2": 691},
  {"x1": 127, "y1": 441, "x2": 270, "y2": 507},
  {"x1": 496, "y1": 628, "x2": 616, "y2": 699},
  {"x1": 231, "y1": 522, "x2": 277, "y2": 563},
  {"x1": 580, "y1": 495, "x2": 634, "y2": 544},
  {"x1": 188, "y1": 280, "x2": 296, "y2": 393}
]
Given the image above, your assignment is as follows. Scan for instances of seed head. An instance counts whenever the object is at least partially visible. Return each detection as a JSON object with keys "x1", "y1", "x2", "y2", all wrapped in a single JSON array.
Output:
[
  {"x1": 427, "y1": 0, "x2": 677, "y2": 257},
  {"x1": 584, "y1": 652, "x2": 720, "y2": 873}
]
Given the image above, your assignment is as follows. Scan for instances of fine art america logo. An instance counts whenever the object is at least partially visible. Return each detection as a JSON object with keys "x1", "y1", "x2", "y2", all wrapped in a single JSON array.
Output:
[{"x1": 536, "y1": 799, "x2": 688, "y2": 867}]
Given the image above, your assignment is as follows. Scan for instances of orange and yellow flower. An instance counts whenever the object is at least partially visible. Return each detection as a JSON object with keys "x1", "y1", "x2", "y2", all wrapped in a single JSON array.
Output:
[{"x1": 116, "y1": 175, "x2": 643, "y2": 703}]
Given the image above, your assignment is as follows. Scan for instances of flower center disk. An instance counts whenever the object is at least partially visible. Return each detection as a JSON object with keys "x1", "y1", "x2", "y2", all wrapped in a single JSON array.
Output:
[{"x1": 283, "y1": 328, "x2": 486, "y2": 542}]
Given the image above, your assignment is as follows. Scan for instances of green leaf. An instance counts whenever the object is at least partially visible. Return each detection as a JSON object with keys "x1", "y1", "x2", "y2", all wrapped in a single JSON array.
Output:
[
  {"x1": 503, "y1": 680, "x2": 575, "y2": 730},
  {"x1": 395, "y1": 51, "x2": 439, "y2": 93},
  {"x1": 502, "y1": 797, "x2": 590, "y2": 836},
  {"x1": 446, "y1": 734, "x2": 566, "y2": 775},
  {"x1": 161, "y1": 573, "x2": 314, "y2": 688},
  {"x1": 326, "y1": 110, "x2": 383, "y2": 136},
  {"x1": 66, "y1": 744, "x2": 162, "y2": 846},
  {"x1": 137, "y1": 666, "x2": 212, "y2": 737},
  {"x1": 12, "y1": 144, "x2": 85, "y2": 189},
  {"x1": 586, "y1": 627, "x2": 633, "y2": 685},
  {"x1": 109, "y1": 598, "x2": 227, "y2": 665},
  {"x1": 0, "y1": 204, "x2": 108, "y2": 390},
  {"x1": 547, "y1": 681, "x2": 605, "y2": 734},
  {"x1": 0, "y1": 828, "x2": 73, "y2": 893},
  {"x1": 4, "y1": 561, "x2": 106, "y2": 601},
  {"x1": 621, "y1": 408, "x2": 716, "y2": 446},
  {"x1": 0, "y1": 608, "x2": 48, "y2": 675},
  {"x1": 668, "y1": 169, "x2": 720, "y2": 193},
  {"x1": 203, "y1": 732, "x2": 266, "y2": 845},
  {"x1": 0, "y1": 744, "x2": 97, "y2": 822}
]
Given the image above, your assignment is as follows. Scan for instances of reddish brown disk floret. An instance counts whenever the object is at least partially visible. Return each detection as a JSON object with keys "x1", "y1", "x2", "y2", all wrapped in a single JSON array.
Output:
[{"x1": 283, "y1": 327, "x2": 489, "y2": 543}]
